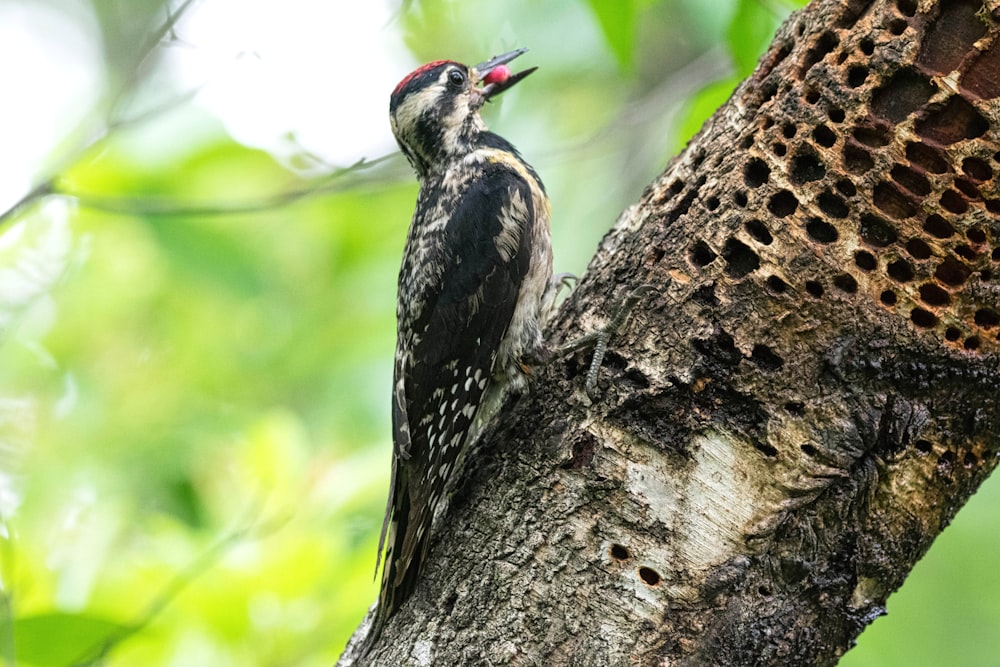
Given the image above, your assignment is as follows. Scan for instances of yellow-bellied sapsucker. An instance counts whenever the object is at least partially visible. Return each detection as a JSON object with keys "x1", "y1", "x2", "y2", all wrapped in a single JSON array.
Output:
[{"x1": 372, "y1": 48, "x2": 553, "y2": 642}]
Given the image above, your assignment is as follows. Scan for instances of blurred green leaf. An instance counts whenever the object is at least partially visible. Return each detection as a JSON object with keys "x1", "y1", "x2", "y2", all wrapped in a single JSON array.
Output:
[
  {"x1": 585, "y1": 0, "x2": 637, "y2": 70},
  {"x1": 13, "y1": 613, "x2": 128, "y2": 666},
  {"x1": 142, "y1": 217, "x2": 265, "y2": 295},
  {"x1": 673, "y1": 75, "x2": 741, "y2": 152},
  {"x1": 726, "y1": 0, "x2": 782, "y2": 77}
]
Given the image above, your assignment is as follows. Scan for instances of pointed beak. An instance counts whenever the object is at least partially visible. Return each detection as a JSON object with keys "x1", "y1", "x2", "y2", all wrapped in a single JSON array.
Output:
[{"x1": 473, "y1": 47, "x2": 537, "y2": 101}]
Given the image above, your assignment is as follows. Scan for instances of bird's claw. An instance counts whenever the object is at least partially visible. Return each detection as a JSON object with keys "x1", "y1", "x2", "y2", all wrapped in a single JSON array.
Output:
[{"x1": 559, "y1": 284, "x2": 656, "y2": 397}]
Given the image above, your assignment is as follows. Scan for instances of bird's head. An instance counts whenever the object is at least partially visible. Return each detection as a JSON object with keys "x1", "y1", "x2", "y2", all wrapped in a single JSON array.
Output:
[{"x1": 389, "y1": 48, "x2": 536, "y2": 177}]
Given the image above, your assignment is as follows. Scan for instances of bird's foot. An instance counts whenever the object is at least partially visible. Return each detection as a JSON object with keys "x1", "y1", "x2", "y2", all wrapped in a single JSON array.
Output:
[{"x1": 558, "y1": 284, "x2": 656, "y2": 397}]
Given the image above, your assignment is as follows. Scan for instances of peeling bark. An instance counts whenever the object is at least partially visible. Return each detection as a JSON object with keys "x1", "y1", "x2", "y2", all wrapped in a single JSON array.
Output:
[{"x1": 343, "y1": 0, "x2": 1000, "y2": 664}]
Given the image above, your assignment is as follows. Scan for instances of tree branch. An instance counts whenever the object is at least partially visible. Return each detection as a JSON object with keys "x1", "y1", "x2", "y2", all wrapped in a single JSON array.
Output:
[
  {"x1": 344, "y1": 0, "x2": 1000, "y2": 664},
  {"x1": 0, "y1": 0, "x2": 198, "y2": 229},
  {"x1": 48, "y1": 155, "x2": 401, "y2": 219}
]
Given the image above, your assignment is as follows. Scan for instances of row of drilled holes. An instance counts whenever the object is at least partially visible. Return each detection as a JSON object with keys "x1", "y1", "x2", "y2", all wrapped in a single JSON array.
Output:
[
  {"x1": 797, "y1": 2, "x2": 912, "y2": 82},
  {"x1": 836, "y1": 121, "x2": 998, "y2": 350},
  {"x1": 778, "y1": 402, "x2": 980, "y2": 472},
  {"x1": 674, "y1": 7, "x2": 998, "y2": 347},
  {"x1": 786, "y1": 396, "x2": 977, "y2": 470},
  {"x1": 762, "y1": 407, "x2": 982, "y2": 475},
  {"x1": 690, "y1": 228, "x2": 999, "y2": 351},
  {"x1": 770, "y1": 1, "x2": 995, "y2": 231},
  {"x1": 745, "y1": 96, "x2": 998, "y2": 348},
  {"x1": 689, "y1": 234, "x2": 859, "y2": 298},
  {"x1": 800, "y1": 434, "x2": 979, "y2": 472},
  {"x1": 927, "y1": 446, "x2": 982, "y2": 472},
  {"x1": 609, "y1": 544, "x2": 662, "y2": 586}
]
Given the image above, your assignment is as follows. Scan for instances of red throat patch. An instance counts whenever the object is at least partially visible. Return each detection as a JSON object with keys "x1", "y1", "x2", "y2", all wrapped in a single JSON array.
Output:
[{"x1": 392, "y1": 60, "x2": 457, "y2": 97}]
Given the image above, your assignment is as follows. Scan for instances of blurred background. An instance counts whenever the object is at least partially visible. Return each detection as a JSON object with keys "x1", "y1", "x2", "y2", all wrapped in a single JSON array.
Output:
[{"x1": 0, "y1": 0, "x2": 997, "y2": 665}]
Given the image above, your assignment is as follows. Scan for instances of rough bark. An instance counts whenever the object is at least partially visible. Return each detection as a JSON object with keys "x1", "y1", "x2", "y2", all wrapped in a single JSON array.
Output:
[{"x1": 342, "y1": 0, "x2": 1000, "y2": 664}]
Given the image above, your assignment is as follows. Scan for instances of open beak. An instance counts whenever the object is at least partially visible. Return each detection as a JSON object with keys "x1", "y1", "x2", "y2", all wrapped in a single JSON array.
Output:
[{"x1": 474, "y1": 47, "x2": 537, "y2": 101}]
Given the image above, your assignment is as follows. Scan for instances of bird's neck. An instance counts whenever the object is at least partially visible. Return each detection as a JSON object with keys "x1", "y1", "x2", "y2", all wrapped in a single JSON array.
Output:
[{"x1": 409, "y1": 115, "x2": 489, "y2": 179}]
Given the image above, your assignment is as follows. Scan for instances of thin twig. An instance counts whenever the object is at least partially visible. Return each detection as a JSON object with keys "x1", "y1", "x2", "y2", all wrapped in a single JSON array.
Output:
[
  {"x1": 0, "y1": 182, "x2": 55, "y2": 228},
  {"x1": 0, "y1": 0, "x2": 201, "y2": 229},
  {"x1": 70, "y1": 511, "x2": 290, "y2": 666},
  {"x1": 52, "y1": 154, "x2": 401, "y2": 219}
]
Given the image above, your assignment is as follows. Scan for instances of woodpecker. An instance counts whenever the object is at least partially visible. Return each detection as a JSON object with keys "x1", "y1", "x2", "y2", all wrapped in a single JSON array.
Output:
[{"x1": 371, "y1": 48, "x2": 553, "y2": 645}]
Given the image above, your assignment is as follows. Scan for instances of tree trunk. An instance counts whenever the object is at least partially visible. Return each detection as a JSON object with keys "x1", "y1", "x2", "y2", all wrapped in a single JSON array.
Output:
[{"x1": 342, "y1": 0, "x2": 1000, "y2": 664}]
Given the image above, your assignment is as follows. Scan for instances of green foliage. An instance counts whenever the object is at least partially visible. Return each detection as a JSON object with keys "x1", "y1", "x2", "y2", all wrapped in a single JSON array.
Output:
[
  {"x1": 2, "y1": 133, "x2": 394, "y2": 663},
  {"x1": 584, "y1": 0, "x2": 639, "y2": 70},
  {"x1": 1, "y1": 0, "x2": 998, "y2": 665},
  {"x1": 673, "y1": 0, "x2": 809, "y2": 153},
  {"x1": 12, "y1": 612, "x2": 128, "y2": 666},
  {"x1": 673, "y1": 75, "x2": 742, "y2": 153},
  {"x1": 727, "y1": 0, "x2": 785, "y2": 77}
]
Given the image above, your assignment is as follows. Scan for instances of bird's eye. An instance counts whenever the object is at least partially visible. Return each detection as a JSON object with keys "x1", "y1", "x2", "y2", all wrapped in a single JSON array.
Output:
[{"x1": 447, "y1": 69, "x2": 465, "y2": 87}]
